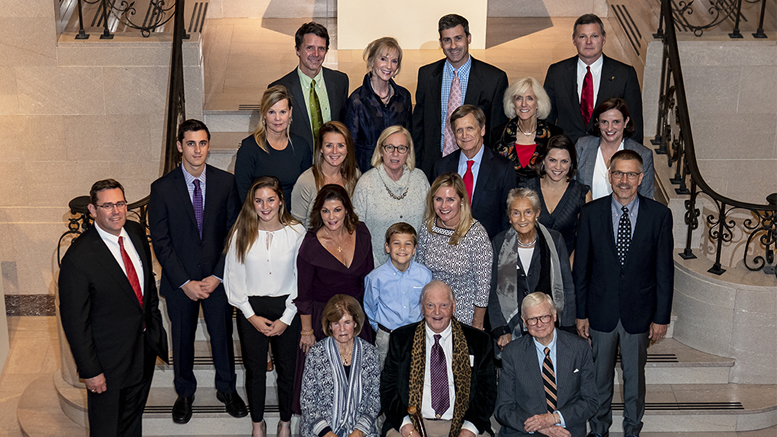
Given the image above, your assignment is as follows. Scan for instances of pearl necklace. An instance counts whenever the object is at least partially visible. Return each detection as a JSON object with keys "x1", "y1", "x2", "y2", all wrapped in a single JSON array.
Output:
[{"x1": 516, "y1": 233, "x2": 538, "y2": 248}]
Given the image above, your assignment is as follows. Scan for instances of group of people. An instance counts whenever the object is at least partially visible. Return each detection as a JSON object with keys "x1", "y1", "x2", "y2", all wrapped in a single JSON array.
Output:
[{"x1": 57, "y1": 11, "x2": 674, "y2": 437}]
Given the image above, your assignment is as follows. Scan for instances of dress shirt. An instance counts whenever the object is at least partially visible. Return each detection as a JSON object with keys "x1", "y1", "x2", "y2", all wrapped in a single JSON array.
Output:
[
  {"x1": 591, "y1": 140, "x2": 625, "y2": 199},
  {"x1": 297, "y1": 67, "x2": 332, "y2": 131},
  {"x1": 94, "y1": 223, "x2": 145, "y2": 296},
  {"x1": 181, "y1": 164, "x2": 207, "y2": 205},
  {"x1": 401, "y1": 323, "x2": 478, "y2": 435},
  {"x1": 363, "y1": 260, "x2": 433, "y2": 331},
  {"x1": 517, "y1": 247, "x2": 534, "y2": 272},
  {"x1": 440, "y1": 56, "x2": 473, "y2": 151},
  {"x1": 576, "y1": 55, "x2": 604, "y2": 104},
  {"x1": 224, "y1": 223, "x2": 305, "y2": 325},
  {"x1": 531, "y1": 328, "x2": 566, "y2": 428},
  {"x1": 456, "y1": 144, "x2": 485, "y2": 200},
  {"x1": 611, "y1": 194, "x2": 639, "y2": 242}
]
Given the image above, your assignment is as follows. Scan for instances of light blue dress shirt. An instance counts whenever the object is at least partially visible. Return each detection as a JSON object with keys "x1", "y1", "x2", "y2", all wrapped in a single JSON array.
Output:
[
  {"x1": 363, "y1": 259, "x2": 433, "y2": 331},
  {"x1": 439, "y1": 56, "x2": 472, "y2": 151}
]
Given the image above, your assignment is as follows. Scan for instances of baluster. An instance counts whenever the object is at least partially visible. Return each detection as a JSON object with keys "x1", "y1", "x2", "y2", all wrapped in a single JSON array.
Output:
[
  {"x1": 653, "y1": 45, "x2": 668, "y2": 147},
  {"x1": 75, "y1": 0, "x2": 89, "y2": 39},
  {"x1": 752, "y1": 0, "x2": 767, "y2": 38},
  {"x1": 728, "y1": 0, "x2": 744, "y2": 39},
  {"x1": 100, "y1": 0, "x2": 114, "y2": 39},
  {"x1": 709, "y1": 202, "x2": 727, "y2": 275},
  {"x1": 680, "y1": 179, "x2": 698, "y2": 260}
]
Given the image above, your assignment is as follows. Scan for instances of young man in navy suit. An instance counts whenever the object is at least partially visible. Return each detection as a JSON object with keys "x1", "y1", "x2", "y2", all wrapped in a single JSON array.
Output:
[{"x1": 149, "y1": 119, "x2": 246, "y2": 423}]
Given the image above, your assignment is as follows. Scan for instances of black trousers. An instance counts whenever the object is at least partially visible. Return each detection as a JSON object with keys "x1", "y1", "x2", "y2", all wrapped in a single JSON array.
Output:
[{"x1": 236, "y1": 295, "x2": 300, "y2": 422}]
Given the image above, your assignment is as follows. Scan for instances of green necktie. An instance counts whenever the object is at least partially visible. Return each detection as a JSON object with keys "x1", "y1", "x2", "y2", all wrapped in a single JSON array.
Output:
[{"x1": 310, "y1": 79, "x2": 323, "y2": 140}]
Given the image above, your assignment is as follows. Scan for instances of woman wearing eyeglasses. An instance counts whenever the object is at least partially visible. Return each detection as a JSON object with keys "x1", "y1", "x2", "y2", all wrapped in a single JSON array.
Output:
[
  {"x1": 488, "y1": 188, "x2": 575, "y2": 354},
  {"x1": 575, "y1": 97, "x2": 654, "y2": 200},
  {"x1": 352, "y1": 126, "x2": 430, "y2": 265}
]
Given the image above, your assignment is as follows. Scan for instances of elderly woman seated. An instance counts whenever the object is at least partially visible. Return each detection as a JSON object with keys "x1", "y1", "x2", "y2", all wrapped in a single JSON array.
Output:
[
  {"x1": 488, "y1": 188, "x2": 575, "y2": 353},
  {"x1": 300, "y1": 294, "x2": 381, "y2": 437}
]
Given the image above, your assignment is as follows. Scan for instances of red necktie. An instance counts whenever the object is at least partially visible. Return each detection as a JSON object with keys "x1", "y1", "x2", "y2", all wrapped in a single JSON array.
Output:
[
  {"x1": 119, "y1": 236, "x2": 143, "y2": 308},
  {"x1": 463, "y1": 160, "x2": 474, "y2": 204},
  {"x1": 580, "y1": 66, "x2": 593, "y2": 125}
]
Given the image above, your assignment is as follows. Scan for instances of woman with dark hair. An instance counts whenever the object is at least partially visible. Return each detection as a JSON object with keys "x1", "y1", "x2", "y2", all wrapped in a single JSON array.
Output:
[
  {"x1": 525, "y1": 135, "x2": 592, "y2": 258},
  {"x1": 291, "y1": 121, "x2": 361, "y2": 228},
  {"x1": 300, "y1": 294, "x2": 380, "y2": 437},
  {"x1": 235, "y1": 85, "x2": 312, "y2": 204},
  {"x1": 293, "y1": 184, "x2": 374, "y2": 412},
  {"x1": 575, "y1": 97, "x2": 654, "y2": 199},
  {"x1": 344, "y1": 37, "x2": 413, "y2": 173},
  {"x1": 224, "y1": 176, "x2": 304, "y2": 437}
]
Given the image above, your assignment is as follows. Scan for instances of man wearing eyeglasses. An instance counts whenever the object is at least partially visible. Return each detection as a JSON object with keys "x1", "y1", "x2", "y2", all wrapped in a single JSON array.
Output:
[
  {"x1": 495, "y1": 292, "x2": 597, "y2": 437},
  {"x1": 574, "y1": 149, "x2": 674, "y2": 437},
  {"x1": 59, "y1": 179, "x2": 169, "y2": 437}
]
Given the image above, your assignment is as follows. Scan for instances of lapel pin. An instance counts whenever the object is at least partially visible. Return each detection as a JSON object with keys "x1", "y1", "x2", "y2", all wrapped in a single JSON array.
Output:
[{"x1": 611, "y1": 76, "x2": 615, "y2": 80}]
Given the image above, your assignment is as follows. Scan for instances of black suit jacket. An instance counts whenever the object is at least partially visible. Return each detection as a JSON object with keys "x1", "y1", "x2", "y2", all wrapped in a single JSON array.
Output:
[
  {"x1": 380, "y1": 321, "x2": 497, "y2": 435},
  {"x1": 59, "y1": 221, "x2": 169, "y2": 390},
  {"x1": 573, "y1": 194, "x2": 674, "y2": 334},
  {"x1": 413, "y1": 57, "x2": 509, "y2": 176},
  {"x1": 495, "y1": 330, "x2": 597, "y2": 437},
  {"x1": 432, "y1": 146, "x2": 516, "y2": 239},
  {"x1": 269, "y1": 67, "x2": 350, "y2": 151},
  {"x1": 544, "y1": 55, "x2": 643, "y2": 143},
  {"x1": 148, "y1": 165, "x2": 240, "y2": 297}
]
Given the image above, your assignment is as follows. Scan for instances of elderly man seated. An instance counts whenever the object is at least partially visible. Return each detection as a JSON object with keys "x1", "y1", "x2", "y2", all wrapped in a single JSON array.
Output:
[
  {"x1": 381, "y1": 280, "x2": 496, "y2": 437},
  {"x1": 495, "y1": 292, "x2": 597, "y2": 437}
]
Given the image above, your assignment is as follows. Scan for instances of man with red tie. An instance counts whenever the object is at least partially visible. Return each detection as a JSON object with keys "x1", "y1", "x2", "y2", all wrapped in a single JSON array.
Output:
[
  {"x1": 431, "y1": 105, "x2": 515, "y2": 239},
  {"x1": 543, "y1": 14, "x2": 643, "y2": 143}
]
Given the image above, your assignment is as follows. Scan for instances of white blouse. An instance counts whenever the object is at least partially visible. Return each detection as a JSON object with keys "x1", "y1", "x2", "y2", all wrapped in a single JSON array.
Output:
[{"x1": 224, "y1": 222, "x2": 305, "y2": 325}]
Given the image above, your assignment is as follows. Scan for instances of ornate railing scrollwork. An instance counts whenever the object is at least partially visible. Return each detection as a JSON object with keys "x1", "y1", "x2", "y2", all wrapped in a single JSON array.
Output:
[
  {"x1": 74, "y1": 0, "x2": 187, "y2": 39},
  {"x1": 655, "y1": 0, "x2": 770, "y2": 39}
]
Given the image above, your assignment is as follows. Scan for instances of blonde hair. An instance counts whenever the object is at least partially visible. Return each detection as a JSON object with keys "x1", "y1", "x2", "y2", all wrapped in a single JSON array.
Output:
[
  {"x1": 502, "y1": 77, "x2": 551, "y2": 120},
  {"x1": 363, "y1": 37, "x2": 403, "y2": 76},
  {"x1": 370, "y1": 125, "x2": 416, "y2": 171},
  {"x1": 252, "y1": 85, "x2": 294, "y2": 153},
  {"x1": 424, "y1": 173, "x2": 474, "y2": 246}
]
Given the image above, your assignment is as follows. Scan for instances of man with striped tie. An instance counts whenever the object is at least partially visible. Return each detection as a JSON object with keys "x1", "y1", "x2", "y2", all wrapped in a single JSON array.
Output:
[{"x1": 495, "y1": 292, "x2": 597, "y2": 437}]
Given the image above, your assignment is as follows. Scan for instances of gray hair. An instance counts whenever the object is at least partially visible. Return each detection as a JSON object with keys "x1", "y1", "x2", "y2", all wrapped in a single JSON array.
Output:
[
  {"x1": 521, "y1": 292, "x2": 556, "y2": 318},
  {"x1": 506, "y1": 188, "x2": 541, "y2": 214},
  {"x1": 419, "y1": 280, "x2": 456, "y2": 305},
  {"x1": 502, "y1": 77, "x2": 551, "y2": 120}
]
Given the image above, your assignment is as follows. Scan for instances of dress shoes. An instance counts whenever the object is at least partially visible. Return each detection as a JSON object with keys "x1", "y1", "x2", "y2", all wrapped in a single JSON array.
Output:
[
  {"x1": 172, "y1": 395, "x2": 194, "y2": 424},
  {"x1": 217, "y1": 390, "x2": 248, "y2": 418}
]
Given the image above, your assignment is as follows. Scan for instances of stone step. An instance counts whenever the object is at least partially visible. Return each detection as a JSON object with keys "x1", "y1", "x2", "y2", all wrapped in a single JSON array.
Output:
[
  {"x1": 204, "y1": 109, "x2": 258, "y2": 134},
  {"x1": 205, "y1": 131, "x2": 247, "y2": 172}
]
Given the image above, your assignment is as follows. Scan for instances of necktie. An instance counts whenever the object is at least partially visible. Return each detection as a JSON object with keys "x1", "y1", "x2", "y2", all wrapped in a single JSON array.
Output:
[
  {"x1": 310, "y1": 79, "x2": 323, "y2": 140},
  {"x1": 543, "y1": 347, "x2": 557, "y2": 413},
  {"x1": 463, "y1": 160, "x2": 474, "y2": 204},
  {"x1": 617, "y1": 206, "x2": 631, "y2": 265},
  {"x1": 442, "y1": 70, "x2": 462, "y2": 157},
  {"x1": 580, "y1": 66, "x2": 593, "y2": 125},
  {"x1": 430, "y1": 334, "x2": 450, "y2": 418},
  {"x1": 118, "y1": 236, "x2": 143, "y2": 307},
  {"x1": 193, "y1": 179, "x2": 203, "y2": 239}
]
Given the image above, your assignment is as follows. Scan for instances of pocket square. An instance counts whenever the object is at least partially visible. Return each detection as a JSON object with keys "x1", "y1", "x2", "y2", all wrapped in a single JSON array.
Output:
[
  {"x1": 469, "y1": 355, "x2": 475, "y2": 367},
  {"x1": 574, "y1": 368, "x2": 580, "y2": 373}
]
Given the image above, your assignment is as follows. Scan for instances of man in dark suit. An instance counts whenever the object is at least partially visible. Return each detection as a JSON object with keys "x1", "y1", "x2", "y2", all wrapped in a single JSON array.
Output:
[
  {"x1": 381, "y1": 280, "x2": 496, "y2": 437},
  {"x1": 414, "y1": 14, "x2": 508, "y2": 176},
  {"x1": 59, "y1": 179, "x2": 169, "y2": 437},
  {"x1": 574, "y1": 149, "x2": 674, "y2": 437},
  {"x1": 543, "y1": 14, "x2": 643, "y2": 143},
  {"x1": 432, "y1": 105, "x2": 515, "y2": 239},
  {"x1": 495, "y1": 292, "x2": 597, "y2": 437},
  {"x1": 268, "y1": 22, "x2": 349, "y2": 152},
  {"x1": 149, "y1": 119, "x2": 245, "y2": 423}
]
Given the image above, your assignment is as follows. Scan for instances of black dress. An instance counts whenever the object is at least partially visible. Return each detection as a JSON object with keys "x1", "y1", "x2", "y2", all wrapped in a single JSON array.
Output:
[
  {"x1": 234, "y1": 133, "x2": 312, "y2": 205},
  {"x1": 526, "y1": 177, "x2": 590, "y2": 255},
  {"x1": 491, "y1": 118, "x2": 563, "y2": 186}
]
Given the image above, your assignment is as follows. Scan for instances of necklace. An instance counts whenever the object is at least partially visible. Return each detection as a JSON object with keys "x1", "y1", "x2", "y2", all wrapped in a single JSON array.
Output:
[
  {"x1": 383, "y1": 180, "x2": 408, "y2": 200},
  {"x1": 516, "y1": 233, "x2": 538, "y2": 248},
  {"x1": 339, "y1": 344, "x2": 353, "y2": 365},
  {"x1": 325, "y1": 227, "x2": 345, "y2": 253},
  {"x1": 516, "y1": 119, "x2": 537, "y2": 136}
]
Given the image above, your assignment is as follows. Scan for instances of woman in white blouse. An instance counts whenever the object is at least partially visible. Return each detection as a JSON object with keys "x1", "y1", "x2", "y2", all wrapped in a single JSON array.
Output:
[{"x1": 225, "y1": 176, "x2": 305, "y2": 437}]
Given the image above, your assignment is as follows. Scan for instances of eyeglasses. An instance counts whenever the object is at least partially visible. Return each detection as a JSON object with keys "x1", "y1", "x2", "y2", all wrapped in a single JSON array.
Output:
[
  {"x1": 610, "y1": 170, "x2": 641, "y2": 181},
  {"x1": 96, "y1": 201, "x2": 128, "y2": 211},
  {"x1": 383, "y1": 144, "x2": 409, "y2": 154},
  {"x1": 524, "y1": 314, "x2": 553, "y2": 326}
]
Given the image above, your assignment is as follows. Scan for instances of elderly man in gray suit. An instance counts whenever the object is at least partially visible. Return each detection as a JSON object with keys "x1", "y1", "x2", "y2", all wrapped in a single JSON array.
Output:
[{"x1": 495, "y1": 292, "x2": 597, "y2": 437}]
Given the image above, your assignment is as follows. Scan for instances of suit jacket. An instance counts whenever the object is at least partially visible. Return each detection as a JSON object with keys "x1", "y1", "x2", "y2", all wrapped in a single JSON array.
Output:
[
  {"x1": 573, "y1": 194, "x2": 674, "y2": 334},
  {"x1": 269, "y1": 67, "x2": 350, "y2": 151},
  {"x1": 149, "y1": 165, "x2": 240, "y2": 297},
  {"x1": 575, "y1": 135, "x2": 655, "y2": 199},
  {"x1": 432, "y1": 146, "x2": 516, "y2": 239},
  {"x1": 413, "y1": 57, "x2": 509, "y2": 176},
  {"x1": 495, "y1": 330, "x2": 597, "y2": 437},
  {"x1": 544, "y1": 55, "x2": 643, "y2": 143},
  {"x1": 381, "y1": 321, "x2": 497, "y2": 435},
  {"x1": 59, "y1": 221, "x2": 169, "y2": 390}
]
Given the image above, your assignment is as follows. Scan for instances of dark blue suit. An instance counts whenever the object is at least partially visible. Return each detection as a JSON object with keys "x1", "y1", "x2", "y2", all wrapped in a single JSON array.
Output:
[{"x1": 149, "y1": 164, "x2": 241, "y2": 398}]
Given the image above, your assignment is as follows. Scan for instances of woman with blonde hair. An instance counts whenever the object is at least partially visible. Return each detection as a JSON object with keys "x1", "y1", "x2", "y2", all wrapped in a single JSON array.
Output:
[
  {"x1": 224, "y1": 176, "x2": 305, "y2": 437},
  {"x1": 415, "y1": 172, "x2": 492, "y2": 329},
  {"x1": 235, "y1": 85, "x2": 312, "y2": 204},
  {"x1": 291, "y1": 121, "x2": 361, "y2": 228},
  {"x1": 344, "y1": 37, "x2": 413, "y2": 172}
]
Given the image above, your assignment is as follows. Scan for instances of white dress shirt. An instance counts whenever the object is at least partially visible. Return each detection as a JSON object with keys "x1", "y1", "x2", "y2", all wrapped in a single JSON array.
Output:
[
  {"x1": 576, "y1": 55, "x2": 604, "y2": 104},
  {"x1": 94, "y1": 223, "x2": 145, "y2": 296},
  {"x1": 591, "y1": 140, "x2": 625, "y2": 199}
]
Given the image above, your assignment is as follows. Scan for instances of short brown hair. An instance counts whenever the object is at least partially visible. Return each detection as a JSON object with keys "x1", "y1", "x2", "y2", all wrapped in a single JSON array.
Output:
[
  {"x1": 308, "y1": 184, "x2": 360, "y2": 233},
  {"x1": 610, "y1": 149, "x2": 643, "y2": 172},
  {"x1": 438, "y1": 14, "x2": 469, "y2": 37},
  {"x1": 385, "y1": 222, "x2": 418, "y2": 246},
  {"x1": 89, "y1": 179, "x2": 125, "y2": 206},
  {"x1": 592, "y1": 98, "x2": 635, "y2": 138},
  {"x1": 573, "y1": 14, "x2": 605, "y2": 36},
  {"x1": 295, "y1": 22, "x2": 330, "y2": 50},
  {"x1": 450, "y1": 104, "x2": 486, "y2": 131},
  {"x1": 322, "y1": 294, "x2": 365, "y2": 337}
]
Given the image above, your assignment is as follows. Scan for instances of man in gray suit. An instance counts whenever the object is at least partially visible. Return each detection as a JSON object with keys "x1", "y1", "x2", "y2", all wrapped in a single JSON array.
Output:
[
  {"x1": 269, "y1": 22, "x2": 349, "y2": 152},
  {"x1": 495, "y1": 292, "x2": 597, "y2": 437}
]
